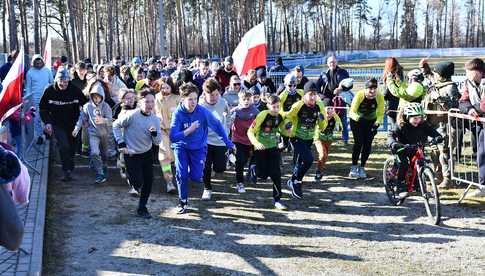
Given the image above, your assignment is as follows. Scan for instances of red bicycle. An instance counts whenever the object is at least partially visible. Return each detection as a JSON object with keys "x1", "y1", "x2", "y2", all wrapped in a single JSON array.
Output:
[{"x1": 383, "y1": 141, "x2": 441, "y2": 225}]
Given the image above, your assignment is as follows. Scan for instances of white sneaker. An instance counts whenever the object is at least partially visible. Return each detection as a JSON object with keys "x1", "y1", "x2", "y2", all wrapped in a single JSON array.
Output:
[
  {"x1": 469, "y1": 188, "x2": 485, "y2": 198},
  {"x1": 236, "y1": 183, "x2": 246, "y2": 193},
  {"x1": 358, "y1": 167, "x2": 367, "y2": 179},
  {"x1": 274, "y1": 201, "x2": 287, "y2": 210},
  {"x1": 166, "y1": 181, "x2": 177, "y2": 194},
  {"x1": 128, "y1": 187, "x2": 139, "y2": 197},
  {"x1": 349, "y1": 166, "x2": 359, "y2": 178},
  {"x1": 201, "y1": 189, "x2": 212, "y2": 200}
]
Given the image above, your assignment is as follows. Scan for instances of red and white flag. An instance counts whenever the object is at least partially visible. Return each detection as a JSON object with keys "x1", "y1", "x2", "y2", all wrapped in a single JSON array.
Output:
[
  {"x1": 43, "y1": 34, "x2": 52, "y2": 70},
  {"x1": 232, "y1": 22, "x2": 267, "y2": 76},
  {"x1": 0, "y1": 46, "x2": 24, "y2": 124}
]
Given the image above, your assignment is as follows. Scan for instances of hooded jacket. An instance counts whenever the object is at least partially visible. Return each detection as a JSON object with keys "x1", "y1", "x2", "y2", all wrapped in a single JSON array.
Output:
[
  {"x1": 26, "y1": 54, "x2": 53, "y2": 104},
  {"x1": 74, "y1": 82, "x2": 112, "y2": 137}
]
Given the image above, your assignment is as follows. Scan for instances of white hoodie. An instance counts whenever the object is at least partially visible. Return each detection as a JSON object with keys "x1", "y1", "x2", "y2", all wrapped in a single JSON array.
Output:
[{"x1": 26, "y1": 54, "x2": 53, "y2": 104}]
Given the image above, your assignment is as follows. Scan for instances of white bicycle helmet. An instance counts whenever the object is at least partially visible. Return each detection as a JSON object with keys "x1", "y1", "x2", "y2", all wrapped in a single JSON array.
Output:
[
  {"x1": 284, "y1": 73, "x2": 297, "y2": 86},
  {"x1": 403, "y1": 102, "x2": 425, "y2": 119},
  {"x1": 340, "y1": 78, "x2": 354, "y2": 91}
]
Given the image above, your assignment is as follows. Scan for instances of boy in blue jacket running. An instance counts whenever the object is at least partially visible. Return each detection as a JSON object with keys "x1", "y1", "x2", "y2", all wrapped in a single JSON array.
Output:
[{"x1": 170, "y1": 82, "x2": 235, "y2": 214}]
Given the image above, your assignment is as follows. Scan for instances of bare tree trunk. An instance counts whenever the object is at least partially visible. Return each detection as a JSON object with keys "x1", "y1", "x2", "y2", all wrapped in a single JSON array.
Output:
[
  {"x1": 67, "y1": 0, "x2": 78, "y2": 62},
  {"x1": 77, "y1": 0, "x2": 86, "y2": 60},
  {"x1": 87, "y1": 0, "x2": 92, "y2": 60},
  {"x1": 143, "y1": 3, "x2": 151, "y2": 57},
  {"x1": 175, "y1": 0, "x2": 184, "y2": 57},
  {"x1": 449, "y1": 0, "x2": 454, "y2": 47},
  {"x1": 206, "y1": 1, "x2": 211, "y2": 57},
  {"x1": 107, "y1": 0, "x2": 114, "y2": 60},
  {"x1": 477, "y1": 0, "x2": 485, "y2": 46},
  {"x1": 159, "y1": 0, "x2": 166, "y2": 56},
  {"x1": 94, "y1": 0, "x2": 101, "y2": 63},
  {"x1": 43, "y1": 0, "x2": 48, "y2": 47},
  {"x1": 222, "y1": 0, "x2": 229, "y2": 56},
  {"x1": 34, "y1": 0, "x2": 41, "y2": 53},
  {"x1": 2, "y1": 0, "x2": 7, "y2": 53},
  {"x1": 443, "y1": 0, "x2": 448, "y2": 47},
  {"x1": 17, "y1": 0, "x2": 28, "y2": 52}
]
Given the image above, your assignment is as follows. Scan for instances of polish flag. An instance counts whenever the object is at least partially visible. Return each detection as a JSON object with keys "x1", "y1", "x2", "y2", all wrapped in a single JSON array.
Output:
[
  {"x1": 232, "y1": 22, "x2": 267, "y2": 76},
  {"x1": 0, "y1": 47, "x2": 24, "y2": 124},
  {"x1": 43, "y1": 34, "x2": 52, "y2": 70}
]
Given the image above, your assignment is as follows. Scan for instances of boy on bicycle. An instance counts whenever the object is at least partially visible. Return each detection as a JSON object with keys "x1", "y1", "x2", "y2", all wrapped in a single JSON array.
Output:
[{"x1": 388, "y1": 103, "x2": 443, "y2": 199}]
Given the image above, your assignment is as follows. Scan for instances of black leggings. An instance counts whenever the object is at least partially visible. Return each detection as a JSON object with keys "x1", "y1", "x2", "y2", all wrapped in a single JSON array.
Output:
[
  {"x1": 350, "y1": 119, "x2": 376, "y2": 167},
  {"x1": 254, "y1": 147, "x2": 282, "y2": 201},
  {"x1": 203, "y1": 145, "x2": 227, "y2": 190},
  {"x1": 235, "y1": 142, "x2": 252, "y2": 184},
  {"x1": 125, "y1": 150, "x2": 154, "y2": 211}
]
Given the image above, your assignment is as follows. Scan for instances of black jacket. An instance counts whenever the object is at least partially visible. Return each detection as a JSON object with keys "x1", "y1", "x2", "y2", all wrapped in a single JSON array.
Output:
[
  {"x1": 388, "y1": 121, "x2": 441, "y2": 152},
  {"x1": 259, "y1": 78, "x2": 277, "y2": 95},
  {"x1": 316, "y1": 67, "x2": 349, "y2": 104},
  {"x1": 39, "y1": 82, "x2": 88, "y2": 131}
]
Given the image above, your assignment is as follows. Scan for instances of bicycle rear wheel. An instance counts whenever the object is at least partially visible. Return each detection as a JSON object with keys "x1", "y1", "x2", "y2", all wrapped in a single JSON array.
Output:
[
  {"x1": 383, "y1": 157, "x2": 402, "y2": 206},
  {"x1": 419, "y1": 167, "x2": 441, "y2": 225}
]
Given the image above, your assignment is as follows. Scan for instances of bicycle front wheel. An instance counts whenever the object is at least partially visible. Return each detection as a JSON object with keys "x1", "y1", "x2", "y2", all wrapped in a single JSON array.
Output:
[
  {"x1": 419, "y1": 167, "x2": 441, "y2": 225},
  {"x1": 383, "y1": 157, "x2": 402, "y2": 206}
]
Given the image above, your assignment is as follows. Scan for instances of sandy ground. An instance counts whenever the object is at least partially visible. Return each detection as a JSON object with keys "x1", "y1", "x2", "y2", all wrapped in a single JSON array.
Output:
[{"x1": 42, "y1": 139, "x2": 485, "y2": 276}]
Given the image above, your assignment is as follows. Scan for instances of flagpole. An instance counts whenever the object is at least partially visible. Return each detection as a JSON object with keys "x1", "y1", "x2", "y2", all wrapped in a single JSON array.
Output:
[{"x1": 18, "y1": 37, "x2": 41, "y2": 175}]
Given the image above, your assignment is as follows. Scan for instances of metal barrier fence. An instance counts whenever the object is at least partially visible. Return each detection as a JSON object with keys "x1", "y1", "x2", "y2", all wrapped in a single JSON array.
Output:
[
  {"x1": 447, "y1": 109, "x2": 485, "y2": 203},
  {"x1": 267, "y1": 71, "x2": 467, "y2": 88}
]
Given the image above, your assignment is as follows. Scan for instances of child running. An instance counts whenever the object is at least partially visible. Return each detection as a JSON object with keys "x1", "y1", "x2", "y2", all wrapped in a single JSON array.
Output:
[
  {"x1": 72, "y1": 80, "x2": 113, "y2": 184},
  {"x1": 279, "y1": 74, "x2": 304, "y2": 151},
  {"x1": 232, "y1": 90, "x2": 260, "y2": 193},
  {"x1": 198, "y1": 78, "x2": 231, "y2": 200},
  {"x1": 388, "y1": 103, "x2": 442, "y2": 199},
  {"x1": 247, "y1": 95, "x2": 287, "y2": 210},
  {"x1": 112, "y1": 88, "x2": 138, "y2": 195},
  {"x1": 314, "y1": 106, "x2": 342, "y2": 183},
  {"x1": 113, "y1": 88, "x2": 162, "y2": 219},
  {"x1": 285, "y1": 81, "x2": 328, "y2": 199},
  {"x1": 170, "y1": 83, "x2": 234, "y2": 214},
  {"x1": 348, "y1": 78, "x2": 385, "y2": 179},
  {"x1": 155, "y1": 77, "x2": 180, "y2": 194}
]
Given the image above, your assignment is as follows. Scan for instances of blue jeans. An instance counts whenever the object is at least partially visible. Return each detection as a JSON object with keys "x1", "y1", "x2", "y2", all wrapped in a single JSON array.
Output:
[
  {"x1": 340, "y1": 111, "x2": 349, "y2": 144},
  {"x1": 291, "y1": 138, "x2": 314, "y2": 181}
]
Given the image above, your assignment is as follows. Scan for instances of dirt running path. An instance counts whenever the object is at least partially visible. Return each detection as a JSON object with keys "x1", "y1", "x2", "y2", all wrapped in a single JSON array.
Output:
[{"x1": 43, "y1": 141, "x2": 485, "y2": 275}]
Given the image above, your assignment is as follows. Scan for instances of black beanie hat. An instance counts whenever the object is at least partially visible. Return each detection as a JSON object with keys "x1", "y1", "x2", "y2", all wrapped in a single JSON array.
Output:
[
  {"x1": 304, "y1": 81, "x2": 318, "y2": 93},
  {"x1": 365, "y1": 78, "x2": 378, "y2": 89},
  {"x1": 433, "y1": 61, "x2": 455, "y2": 79},
  {"x1": 256, "y1": 68, "x2": 266, "y2": 78}
]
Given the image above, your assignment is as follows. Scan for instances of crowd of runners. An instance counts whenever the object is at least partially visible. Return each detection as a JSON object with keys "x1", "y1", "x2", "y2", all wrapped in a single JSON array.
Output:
[{"x1": 2, "y1": 52, "x2": 485, "y2": 220}]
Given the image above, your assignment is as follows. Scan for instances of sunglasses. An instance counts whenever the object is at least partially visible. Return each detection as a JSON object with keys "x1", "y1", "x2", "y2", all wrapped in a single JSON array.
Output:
[
  {"x1": 288, "y1": 84, "x2": 296, "y2": 87},
  {"x1": 233, "y1": 83, "x2": 241, "y2": 86}
]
